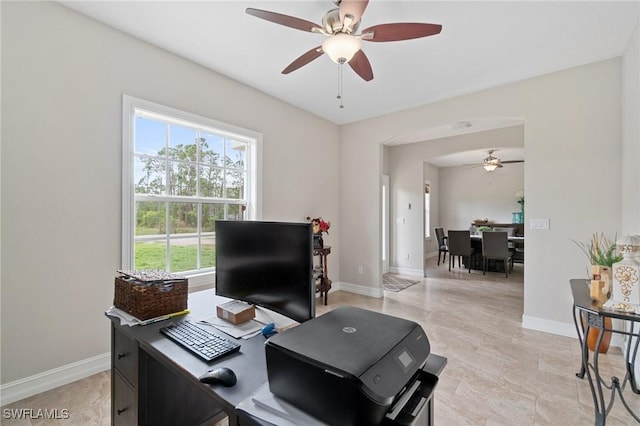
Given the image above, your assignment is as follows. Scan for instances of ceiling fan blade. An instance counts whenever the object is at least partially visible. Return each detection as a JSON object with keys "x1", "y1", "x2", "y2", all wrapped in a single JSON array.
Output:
[
  {"x1": 246, "y1": 8, "x2": 322, "y2": 33},
  {"x1": 282, "y1": 46, "x2": 324, "y2": 74},
  {"x1": 361, "y1": 23, "x2": 442, "y2": 42},
  {"x1": 501, "y1": 160, "x2": 525, "y2": 164},
  {"x1": 339, "y1": 0, "x2": 370, "y2": 26},
  {"x1": 348, "y1": 49, "x2": 374, "y2": 81}
]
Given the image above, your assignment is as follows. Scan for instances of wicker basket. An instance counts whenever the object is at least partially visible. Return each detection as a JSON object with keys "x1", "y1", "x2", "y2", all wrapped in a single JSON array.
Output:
[{"x1": 114, "y1": 271, "x2": 188, "y2": 320}]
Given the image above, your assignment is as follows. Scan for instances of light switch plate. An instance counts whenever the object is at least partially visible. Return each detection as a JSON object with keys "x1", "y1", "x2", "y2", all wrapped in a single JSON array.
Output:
[{"x1": 530, "y1": 218, "x2": 550, "y2": 230}]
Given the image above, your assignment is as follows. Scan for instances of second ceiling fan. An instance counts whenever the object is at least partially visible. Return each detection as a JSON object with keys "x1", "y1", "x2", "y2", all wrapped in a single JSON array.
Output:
[
  {"x1": 479, "y1": 150, "x2": 524, "y2": 172},
  {"x1": 246, "y1": 0, "x2": 443, "y2": 82}
]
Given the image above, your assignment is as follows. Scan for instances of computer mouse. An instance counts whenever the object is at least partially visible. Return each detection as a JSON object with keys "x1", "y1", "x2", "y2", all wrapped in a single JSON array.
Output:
[{"x1": 198, "y1": 367, "x2": 237, "y2": 387}]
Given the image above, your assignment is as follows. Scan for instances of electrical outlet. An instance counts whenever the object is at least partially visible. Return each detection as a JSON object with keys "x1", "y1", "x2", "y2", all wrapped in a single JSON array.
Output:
[
  {"x1": 358, "y1": 266, "x2": 363, "y2": 274},
  {"x1": 403, "y1": 253, "x2": 410, "y2": 260}
]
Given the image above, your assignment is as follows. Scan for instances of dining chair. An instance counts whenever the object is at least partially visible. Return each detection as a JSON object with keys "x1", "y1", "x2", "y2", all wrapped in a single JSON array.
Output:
[
  {"x1": 447, "y1": 230, "x2": 475, "y2": 273},
  {"x1": 434, "y1": 227, "x2": 448, "y2": 265},
  {"x1": 481, "y1": 231, "x2": 513, "y2": 278},
  {"x1": 493, "y1": 226, "x2": 516, "y2": 250}
]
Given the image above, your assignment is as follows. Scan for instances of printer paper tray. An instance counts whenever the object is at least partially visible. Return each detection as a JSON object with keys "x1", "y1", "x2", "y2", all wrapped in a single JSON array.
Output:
[{"x1": 381, "y1": 368, "x2": 439, "y2": 426}]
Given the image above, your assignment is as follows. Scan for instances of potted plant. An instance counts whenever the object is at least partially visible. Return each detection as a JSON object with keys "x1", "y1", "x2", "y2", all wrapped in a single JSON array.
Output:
[
  {"x1": 574, "y1": 232, "x2": 622, "y2": 270},
  {"x1": 306, "y1": 216, "x2": 330, "y2": 248},
  {"x1": 573, "y1": 232, "x2": 623, "y2": 353}
]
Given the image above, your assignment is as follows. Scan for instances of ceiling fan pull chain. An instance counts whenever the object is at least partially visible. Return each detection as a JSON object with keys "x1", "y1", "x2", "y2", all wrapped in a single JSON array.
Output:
[{"x1": 337, "y1": 63, "x2": 344, "y2": 109}]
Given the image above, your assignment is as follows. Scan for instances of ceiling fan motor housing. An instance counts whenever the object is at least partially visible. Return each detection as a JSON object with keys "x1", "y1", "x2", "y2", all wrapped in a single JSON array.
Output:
[{"x1": 323, "y1": 8, "x2": 359, "y2": 34}]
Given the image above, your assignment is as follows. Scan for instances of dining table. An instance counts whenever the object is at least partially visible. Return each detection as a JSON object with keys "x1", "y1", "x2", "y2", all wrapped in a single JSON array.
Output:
[{"x1": 464, "y1": 234, "x2": 525, "y2": 270}]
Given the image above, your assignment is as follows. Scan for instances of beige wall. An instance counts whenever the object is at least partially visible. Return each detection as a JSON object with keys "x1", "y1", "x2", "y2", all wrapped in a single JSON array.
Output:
[
  {"x1": 1, "y1": 2, "x2": 340, "y2": 385},
  {"x1": 621, "y1": 19, "x2": 640, "y2": 235},
  {"x1": 340, "y1": 58, "x2": 625, "y2": 335},
  {"x1": 439, "y1": 162, "x2": 524, "y2": 228}
]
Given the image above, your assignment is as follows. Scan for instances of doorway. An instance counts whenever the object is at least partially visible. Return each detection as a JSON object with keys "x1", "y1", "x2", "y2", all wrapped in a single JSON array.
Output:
[{"x1": 382, "y1": 174, "x2": 389, "y2": 274}]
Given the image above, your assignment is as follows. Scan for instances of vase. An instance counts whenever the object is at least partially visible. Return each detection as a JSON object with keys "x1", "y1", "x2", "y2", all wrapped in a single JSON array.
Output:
[
  {"x1": 512, "y1": 212, "x2": 523, "y2": 224},
  {"x1": 519, "y1": 201, "x2": 524, "y2": 224},
  {"x1": 511, "y1": 212, "x2": 519, "y2": 224},
  {"x1": 589, "y1": 265, "x2": 611, "y2": 306},
  {"x1": 313, "y1": 234, "x2": 324, "y2": 249},
  {"x1": 609, "y1": 235, "x2": 640, "y2": 312},
  {"x1": 584, "y1": 316, "x2": 613, "y2": 354},
  {"x1": 586, "y1": 264, "x2": 613, "y2": 353}
]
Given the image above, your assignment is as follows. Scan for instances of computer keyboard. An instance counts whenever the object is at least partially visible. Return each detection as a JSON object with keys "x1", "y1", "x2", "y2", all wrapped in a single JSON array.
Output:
[{"x1": 160, "y1": 321, "x2": 241, "y2": 362}]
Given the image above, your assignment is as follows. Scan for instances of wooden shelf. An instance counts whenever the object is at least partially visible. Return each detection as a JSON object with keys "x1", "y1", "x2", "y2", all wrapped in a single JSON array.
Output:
[{"x1": 314, "y1": 246, "x2": 331, "y2": 305}]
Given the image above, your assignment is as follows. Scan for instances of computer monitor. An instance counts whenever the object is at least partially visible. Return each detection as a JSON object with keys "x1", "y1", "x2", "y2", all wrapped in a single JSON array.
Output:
[{"x1": 215, "y1": 220, "x2": 315, "y2": 323}]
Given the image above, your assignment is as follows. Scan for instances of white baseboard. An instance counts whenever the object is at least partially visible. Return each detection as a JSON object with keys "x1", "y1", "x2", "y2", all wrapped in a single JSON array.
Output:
[
  {"x1": 389, "y1": 267, "x2": 424, "y2": 277},
  {"x1": 523, "y1": 315, "x2": 624, "y2": 348},
  {"x1": 332, "y1": 281, "x2": 383, "y2": 298},
  {"x1": 521, "y1": 315, "x2": 578, "y2": 339},
  {"x1": 0, "y1": 353, "x2": 110, "y2": 406}
]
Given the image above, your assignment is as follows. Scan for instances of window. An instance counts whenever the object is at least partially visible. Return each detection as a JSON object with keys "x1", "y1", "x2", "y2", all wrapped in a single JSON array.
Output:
[
  {"x1": 424, "y1": 182, "x2": 431, "y2": 238},
  {"x1": 122, "y1": 96, "x2": 261, "y2": 288}
]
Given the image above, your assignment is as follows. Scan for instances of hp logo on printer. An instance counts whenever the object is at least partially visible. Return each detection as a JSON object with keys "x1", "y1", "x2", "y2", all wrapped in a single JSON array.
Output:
[{"x1": 342, "y1": 326, "x2": 357, "y2": 333}]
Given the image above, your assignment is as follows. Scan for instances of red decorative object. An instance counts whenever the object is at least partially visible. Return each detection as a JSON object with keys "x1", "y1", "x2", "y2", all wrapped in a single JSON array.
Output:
[{"x1": 306, "y1": 217, "x2": 331, "y2": 235}]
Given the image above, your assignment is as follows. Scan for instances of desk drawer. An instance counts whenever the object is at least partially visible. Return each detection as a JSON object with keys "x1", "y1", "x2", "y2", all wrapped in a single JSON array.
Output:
[
  {"x1": 113, "y1": 328, "x2": 138, "y2": 386},
  {"x1": 113, "y1": 371, "x2": 137, "y2": 426}
]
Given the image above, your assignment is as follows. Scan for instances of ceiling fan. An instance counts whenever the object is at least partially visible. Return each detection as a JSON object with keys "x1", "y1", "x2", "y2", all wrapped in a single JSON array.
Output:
[
  {"x1": 245, "y1": 0, "x2": 442, "y2": 82},
  {"x1": 479, "y1": 150, "x2": 524, "y2": 172}
]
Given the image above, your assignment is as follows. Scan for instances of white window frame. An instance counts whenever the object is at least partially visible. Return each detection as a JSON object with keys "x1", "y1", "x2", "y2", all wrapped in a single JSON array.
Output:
[{"x1": 122, "y1": 95, "x2": 262, "y2": 288}]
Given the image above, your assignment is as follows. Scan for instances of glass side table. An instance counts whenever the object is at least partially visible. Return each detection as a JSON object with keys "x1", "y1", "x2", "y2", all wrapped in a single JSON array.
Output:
[{"x1": 571, "y1": 278, "x2": 640, "y2": 425}]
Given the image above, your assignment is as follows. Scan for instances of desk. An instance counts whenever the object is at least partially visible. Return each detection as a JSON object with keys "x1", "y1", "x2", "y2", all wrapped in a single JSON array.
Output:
[
  {"x1": 108, "y1": 289, "x2": 447, "y2": 426},
  {"x1": 570, "y1": 279, "x2": 640, "y2": 425},
  {"x1": 470, "y1": 235, "x2": 525, "y2": 243},
  {"x1": 108, "y1": 290, "x2": 269, "y2": 425}
]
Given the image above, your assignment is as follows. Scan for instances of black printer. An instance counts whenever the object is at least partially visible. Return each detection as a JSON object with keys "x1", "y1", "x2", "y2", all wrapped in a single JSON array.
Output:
[{"x1": 265, "y1": 306, "x2": 431, "y2": 425}]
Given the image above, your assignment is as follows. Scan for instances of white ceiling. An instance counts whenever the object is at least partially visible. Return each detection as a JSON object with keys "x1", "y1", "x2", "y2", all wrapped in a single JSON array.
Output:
[{"x1": 58, "y1": 0, "x2": 639, "y2": 131}]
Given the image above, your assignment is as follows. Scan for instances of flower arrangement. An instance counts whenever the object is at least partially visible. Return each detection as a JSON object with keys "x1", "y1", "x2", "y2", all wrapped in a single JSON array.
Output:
[
  {"x1": 515, "y1": 190, "x2": 524, "y2": 206},
  {"x1": 573, "y1": 232, "x2": 622, "y2": 267},
  {"x1": 306, "y1": 217, "x2": 330, "y2": 235}
]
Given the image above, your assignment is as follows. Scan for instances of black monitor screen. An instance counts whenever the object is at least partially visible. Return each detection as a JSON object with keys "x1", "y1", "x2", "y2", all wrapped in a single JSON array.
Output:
[{"x1": 215, "y1": 220, "x2": 315, "y2": 323}]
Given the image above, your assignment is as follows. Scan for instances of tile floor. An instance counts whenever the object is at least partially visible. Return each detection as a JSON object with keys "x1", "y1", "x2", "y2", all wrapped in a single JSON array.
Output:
[{"x1": 2, "y1": 258, "x2": 639, "y2": 425}]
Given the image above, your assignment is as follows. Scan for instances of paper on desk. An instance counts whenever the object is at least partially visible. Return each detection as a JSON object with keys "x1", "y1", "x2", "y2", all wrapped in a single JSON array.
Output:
[
  {"x1": 198, "y1": 315, "x2": 263, "y2": 339},
  {"x1": 105, "y1": 306, "x2": 142, "y2": 326},
  {"x1": 106, "y1": 306, "x2": 190, "y2": 326},
  {"x1": 236, "y1": 383, "x2": 328, "y2": 426}
]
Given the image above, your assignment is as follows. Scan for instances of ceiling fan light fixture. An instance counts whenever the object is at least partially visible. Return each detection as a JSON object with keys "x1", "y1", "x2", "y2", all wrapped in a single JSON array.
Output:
[
  {"x1": 483, "y1": 163, "x2": 498, "y2": 172},
  {"x1": 322, "y1": 33, "x2": 361, "y2": 64}
]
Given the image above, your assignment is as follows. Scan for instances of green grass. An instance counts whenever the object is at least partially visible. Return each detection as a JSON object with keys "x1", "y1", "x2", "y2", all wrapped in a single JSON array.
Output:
[
  {"x1": 136, "y1": 227, "x2": 165, "y2": 236},
  {"x1": 135, "y1": 242, "x2": 215, "y2": 272},
  {"x1": 136, "y1": 227, "x2": 198, "y2": 236}
]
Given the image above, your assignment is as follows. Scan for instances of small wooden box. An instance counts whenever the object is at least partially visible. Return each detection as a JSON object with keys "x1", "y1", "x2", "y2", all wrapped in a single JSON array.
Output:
[
  {"x1": 217, "y1": 300, "x2": 255, "y2": 325},
  {"x1": 591, "y1": 265, "x2": 612, "y2": 284},
  {"x1": 590, "y1": 280, "x2": 611, "y2": 305}
]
